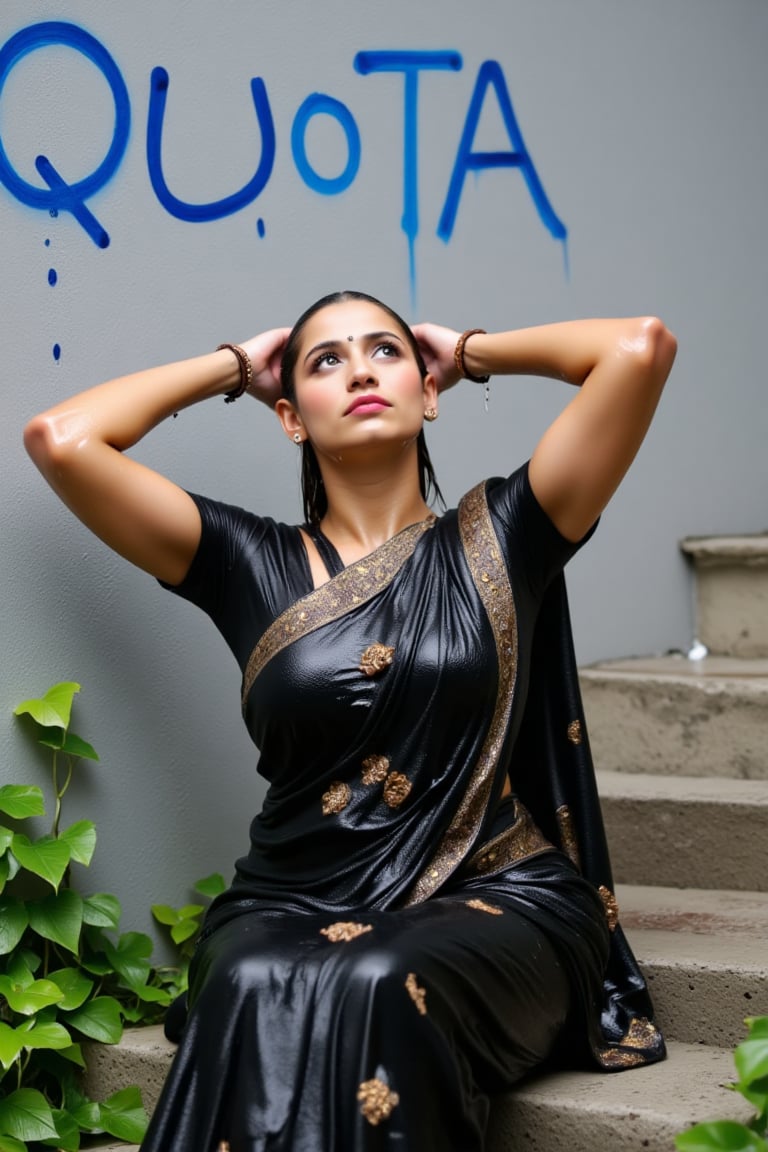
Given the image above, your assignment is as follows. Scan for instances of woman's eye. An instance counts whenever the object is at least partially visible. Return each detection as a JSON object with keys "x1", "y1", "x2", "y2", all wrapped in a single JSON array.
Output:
[
  {"x1": 373, "y1": 342, "x2": 399, "y2": 359},
  {"x1": 314, "y1": 351, "x2": 340, "y2": 369}
]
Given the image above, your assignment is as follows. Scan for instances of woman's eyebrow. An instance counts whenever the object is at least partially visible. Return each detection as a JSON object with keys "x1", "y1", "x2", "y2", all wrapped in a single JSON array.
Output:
[{"x1": 303, "y1": 331, "x2": 404, "y2": 365}]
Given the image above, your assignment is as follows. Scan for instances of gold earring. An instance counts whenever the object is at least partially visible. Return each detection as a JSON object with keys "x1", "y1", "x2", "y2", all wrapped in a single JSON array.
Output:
[
  {"x1": 424, "y1": 407, "x2": 438, "y2": 422},
  {"x1": 293, "y1": 432, "x2": 302, "y2": 444}
]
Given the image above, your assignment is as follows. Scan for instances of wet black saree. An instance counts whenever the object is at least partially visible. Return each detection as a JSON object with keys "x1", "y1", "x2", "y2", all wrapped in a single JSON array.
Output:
[{"x1": 143, "y1": 463, "x2": 664, "y2": 1152}]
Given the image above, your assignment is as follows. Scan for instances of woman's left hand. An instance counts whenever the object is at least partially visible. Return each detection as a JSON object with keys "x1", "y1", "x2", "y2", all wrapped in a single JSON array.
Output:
[{"x1": 411, "y1": 323, "x2": 462, "y2": 394}]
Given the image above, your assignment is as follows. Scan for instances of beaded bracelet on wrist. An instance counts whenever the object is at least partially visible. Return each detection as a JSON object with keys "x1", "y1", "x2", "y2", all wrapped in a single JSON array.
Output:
[
  {"x1": 217, "y1": 343, "x2": 253, "y2": 403},
  {"x1": 453, "y1": 328, "x2": 490, "y2": 384}
]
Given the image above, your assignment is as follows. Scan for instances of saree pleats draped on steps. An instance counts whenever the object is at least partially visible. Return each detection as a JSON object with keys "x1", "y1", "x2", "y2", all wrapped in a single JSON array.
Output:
[{"x1": 143, "y1": 463, "x2": 664, "y2": 1152}]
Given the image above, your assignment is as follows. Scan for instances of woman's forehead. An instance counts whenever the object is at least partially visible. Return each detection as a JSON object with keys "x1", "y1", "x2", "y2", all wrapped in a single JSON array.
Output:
[{"x1": 298, "y1": 299, "x2": 405, "y2": 349}]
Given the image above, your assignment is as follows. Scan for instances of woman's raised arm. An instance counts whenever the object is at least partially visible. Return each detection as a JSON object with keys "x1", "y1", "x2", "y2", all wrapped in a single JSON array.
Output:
[
  {"x1": 414, "y1": 317, "x2": 677, "y2": 542},
  {"x1": 23, "y1": 329, "x2": 289, "y2": 585}
]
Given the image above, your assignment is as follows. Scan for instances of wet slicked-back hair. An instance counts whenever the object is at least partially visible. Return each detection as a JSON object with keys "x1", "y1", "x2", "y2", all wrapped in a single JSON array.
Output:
[{"x1": 280, "y1": 290, "x2": 444, "y2": 525}]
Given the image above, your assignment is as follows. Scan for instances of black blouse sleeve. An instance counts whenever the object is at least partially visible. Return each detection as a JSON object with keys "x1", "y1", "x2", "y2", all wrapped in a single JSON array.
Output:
[
  {"x1": 157, "y1": 493, "x2": 292, "y2": 672},
  {"x1": 486, "y1": 461, "x2": 598, "y2": 599}
]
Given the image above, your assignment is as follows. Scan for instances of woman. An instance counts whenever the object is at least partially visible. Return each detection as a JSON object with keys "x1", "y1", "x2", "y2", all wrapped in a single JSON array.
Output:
[{"x1": 24, "y1": 291, "x2": 676, "y2": 1151}]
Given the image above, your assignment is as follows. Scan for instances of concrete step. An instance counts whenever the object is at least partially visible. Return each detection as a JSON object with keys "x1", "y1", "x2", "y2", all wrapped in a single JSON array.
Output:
[
  {"x1": 617, "y1": 884, "x2": 768, "y2": 1047},
  {"x1": 598, "y1": 769, "x2": 768, "y2": 890},
  {"x1": 580, "y1": 655, "x2": 768, "y2": 779},
  {"x1": 83, "y1": 1039, "x2": 755, "y2": 1152},
  {"x1": 681, "y1": 534, "x2": 768, "y2": 658},
  {"x1": 488, "y1": 1040, "x2": 755, "y2": 1152}
]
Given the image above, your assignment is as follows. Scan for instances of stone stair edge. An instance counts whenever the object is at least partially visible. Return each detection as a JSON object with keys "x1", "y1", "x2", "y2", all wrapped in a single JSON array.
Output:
[
  {"x1": 83, "y1": 1041, "x2": 755, "y2": 1152},
  {"x1": 681, "y1": 533, "x2": 768, "y2": 561}
]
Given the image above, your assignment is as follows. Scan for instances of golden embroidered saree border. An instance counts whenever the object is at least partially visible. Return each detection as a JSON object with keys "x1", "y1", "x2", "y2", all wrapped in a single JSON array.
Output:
[
  {"x1": 403, "y1": 481, "x2": 518, "y2": 905},
  {"x1": 241, "y1": 516, "x2": 435, "y2": 709},
  {"x1": 465, "y1": 798, "x2": 554, "y2": 878}
]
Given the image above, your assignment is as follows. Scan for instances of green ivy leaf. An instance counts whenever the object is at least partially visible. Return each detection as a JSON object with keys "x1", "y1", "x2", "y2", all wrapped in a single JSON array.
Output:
[
  {"x1": 736, "y1": 1038, "x2": 768, "y2": 1087},
  {"x1": 0, "y1": 1134, "x2": 28, "y2": 1152},
  {"x1": 194, "y1": 872, "x2": 227, "y2": 898},
  {"x1": 98, "y1": 1085, "x2": 148, "y2": 1143},
  {"x1": 0, "y1": 975, "x2": 64, "y2": 1015},
  {"x1": 20, "y1": 1020, "x2": 72, "y2": 1051},
  {"x1": 129, "y1": 982, "x2": 172, "y2": 1006},
  {"x1": 151, "y1": 903, "x2": 203, "y2": 926},
  {"x1": 67, "y1": 1096, "x2": 100, "y2": 1130},
  {"x1": 59, "y1": 821, "x2": 96, "y2": 867},
  {"x1": 11, "y1": 835, "x2": 70, "y2": 891},
  {"x1": 0, "y1": 827, "x2": 15, "y2": 854},
  {"x1": 0, "y1": 1022, "x2": 25, "y2": 1070},
  {"x1": 0, "y1": 787, "x2": 45, "y2": 821},
  {"x1": 82, "y1": 892, "x2": 121, "y2": 930},
  {"x1": 47, "y1": 967, "x2": 94, "y2": 1011},
  {"x1": 102, "y1": 932, "x2": 153, "y2": 990},
  {"x1": 5, "y1": 953, "x2": 34, "y2": 988},
  {"x1": 13, "y1": 682, "x2": 81, "y2": 731},
  {"x1": 59, "y1": 732, "x2": 99, "y2": 761},
  {"x1": 675, "y1": 1120, "x2": 768, "y2": 1151},
  {"x1": 27, "y1": 889, "x2": 83, "y2": 955},
  {"x1": 746, "y1": 1018, "x2": 768, "y2": 1041},
  {"x1": 64, "y1": 996, "x2": 123, "y2": 1044},
  {"x1": 0, "y1": 898, "x2": 29, "y2": 956},
  {"x1": 37, "y1": 732, "x2": 99, "y2": 762},
  {"x1": 0, "y1": 1088, "x2": 59, "y2": 1141},
  {"x1": 0, "y1": 855, "x2": 9, "y2": 895},
  {"x1": 41, "y1": 1107, "x2": 80, "y2": 1150},
  {"x1": 47, "y1": 1042, "x2": 86, "y2": 1068},
  {"x1": 171, "y1": 919, "x2": 200, "y2": 946}
]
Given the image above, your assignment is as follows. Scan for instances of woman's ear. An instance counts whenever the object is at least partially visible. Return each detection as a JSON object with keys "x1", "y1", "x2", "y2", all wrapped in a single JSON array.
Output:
[
  {"x1": 275, "y1": 398, "x2": 303, "y2": 442},
  {"x1": 423, "y1": 372, "x2": 438, "y2": 409}
]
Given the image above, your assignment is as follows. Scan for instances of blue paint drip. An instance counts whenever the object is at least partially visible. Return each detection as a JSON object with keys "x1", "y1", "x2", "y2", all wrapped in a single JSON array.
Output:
[
  {"x1": 44, "y1": 237, "x2": 50, "y2": 246},
  {"x1": 256, "y1": 217, "x2": 265, "y2": 238},
  {"x1": 52, "y1": 343, "x2": 61, "y2": 361},
  {"x1": 36, "y1": 155, "x2": 110, "y2": 247},
  {"x1": 290, "y1": 93, "x2": 360, "y2": 196},
  {"x1": 49, "y1": 208, "x2": 58, "y2": 217},
  {"x1": 48, "y1": 267, "x2": 57, "y2": 285},
  {"x1": 354, "y1": 51, "x2": 462, "y2": 305},
  {"x1": 437, "y1": 60, "x2": 566, "y2": 251},
  {"x1": 147, "y1": 68, "x2": 275, "y2": 221},
  {"x1": 0, "y1": 22, "x2": 130, "y2": 246}
]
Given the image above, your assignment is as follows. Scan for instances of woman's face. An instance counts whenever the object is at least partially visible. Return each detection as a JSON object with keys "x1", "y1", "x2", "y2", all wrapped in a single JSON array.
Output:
[{"x1": 277, "y1": 299, "x2": 436, "y2": 462}]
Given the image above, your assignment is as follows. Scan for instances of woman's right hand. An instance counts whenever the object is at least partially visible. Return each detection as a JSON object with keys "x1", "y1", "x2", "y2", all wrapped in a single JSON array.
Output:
[{"x1": 240, "y1": 327, "x2": 291, "y2": 408}]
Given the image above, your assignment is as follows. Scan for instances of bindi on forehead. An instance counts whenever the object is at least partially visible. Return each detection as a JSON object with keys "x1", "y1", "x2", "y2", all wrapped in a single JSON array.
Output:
[{"x1": 347, "y1": 335, "x2": 354, "y2": 341}]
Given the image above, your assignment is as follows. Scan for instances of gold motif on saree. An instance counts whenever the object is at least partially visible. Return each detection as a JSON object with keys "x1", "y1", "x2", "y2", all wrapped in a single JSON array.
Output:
[
  {"x1": 357, "y1": 1078, "x2": 400, "y2": 1125},
  {"x1": 567, "y1": 719, "x2": 583, "y2": 745},
  {"x1": 403, "y1": 482, "x2": 519, "y2": 905},
  {"x1": 405, "y1": 972, "x2": 427, "y2": 1015},
  {"x1": 360, "y1": 643, "x2": 395, "y2": 677},
  {"x1": 465, "y1": 898, "x2": 503, "y2": 916},
  {"x1": 320, "y1": 921, "x2": 373, "y2": 943},
  {"x1": 595, "y1": 1016, "x2": 662, "y2": 1068},
  {"x1": 242, "y1": 516, "x2": 435, "y2": 708},
  {"x1": 361, "y1": 754, "x2": 390, "y2": 784},
  {"x1": 598, "y1": 884, "x2": 619, "y2": 931},
  {"x1": 467, "y1": 798, "x2": 553, "y2": 877},
  {"x1": 555, "y1": 804, "x2": 582, "y2": 870},
  {"x1": 321, "y1": 781, "x2": 351, "y2": 816},
  {"x1": 383, "y1": 771, "x2": 412, "y2": 808}
]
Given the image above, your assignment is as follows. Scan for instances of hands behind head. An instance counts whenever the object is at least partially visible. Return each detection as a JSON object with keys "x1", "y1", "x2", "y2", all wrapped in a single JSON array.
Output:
[
  {"x1": 239, "y1": 327, "x2": 292, "y2": 408},
  {"x1": 411, "y1": 323, "x2": 463, "y2": 395}
]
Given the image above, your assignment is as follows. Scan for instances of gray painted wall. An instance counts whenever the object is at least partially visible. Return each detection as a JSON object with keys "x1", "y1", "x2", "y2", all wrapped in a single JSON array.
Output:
[{"x1": 2, "y1": 0, "x2": 766, "y2": 940}]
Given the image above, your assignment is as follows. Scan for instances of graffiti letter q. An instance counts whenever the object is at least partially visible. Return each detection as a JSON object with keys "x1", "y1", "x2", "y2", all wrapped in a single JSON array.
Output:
[{"x1": 0, "y1": 21, "x2": 130, "y2": 247}]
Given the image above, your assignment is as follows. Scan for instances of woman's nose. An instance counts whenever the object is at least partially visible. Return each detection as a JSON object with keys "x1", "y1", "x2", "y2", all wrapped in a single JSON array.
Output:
[{"x1": 347, "y1": 352, "x2": 377, "y2": 389}]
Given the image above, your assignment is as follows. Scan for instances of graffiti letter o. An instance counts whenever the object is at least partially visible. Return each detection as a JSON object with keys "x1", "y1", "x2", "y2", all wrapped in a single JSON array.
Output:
[
  {"x1": 0, "y1": 21, "x2": 130, "y2": 211},
  {"x1": 291, "y1": 93, "x2": 360, "y2": 196}
]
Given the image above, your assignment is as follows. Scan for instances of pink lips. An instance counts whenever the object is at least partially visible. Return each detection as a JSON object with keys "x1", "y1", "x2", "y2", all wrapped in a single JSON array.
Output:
[{"x1": 344, "y1": 395, "x2": 392, "y2": 415}]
